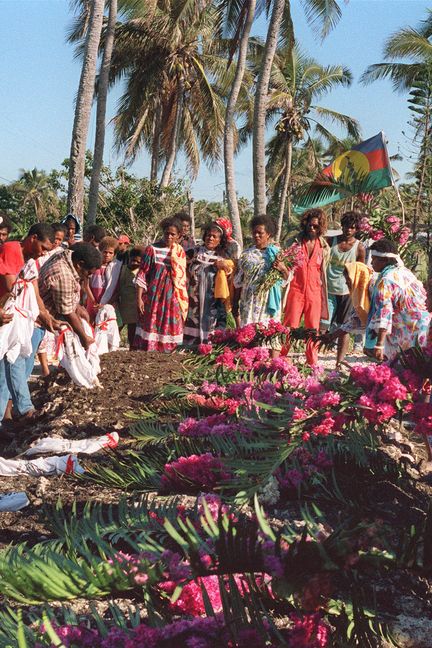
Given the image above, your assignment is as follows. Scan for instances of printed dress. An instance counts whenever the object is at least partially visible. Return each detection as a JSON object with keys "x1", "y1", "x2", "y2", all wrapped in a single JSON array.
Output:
[
  {"x1": 366, "y1": 265, "x2": 431, "y2": 360},
  {"x1": 133, "y1": 245, "x2": 184, "y2": 352},
  {"x1": 183, "y1": 247, "x2": 228, "y2": 345},
  {"x1": 234, "y1": 246, "x2": 281, "y2": 326}
]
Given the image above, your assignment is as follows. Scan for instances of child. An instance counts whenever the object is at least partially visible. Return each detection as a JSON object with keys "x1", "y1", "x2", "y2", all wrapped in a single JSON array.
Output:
[
  {"x1": 86, "y1": 236, "x2": 122, "y2": 322},
  {"x1": 115, "y1": 246, "x2": 144, "y2": 349}
]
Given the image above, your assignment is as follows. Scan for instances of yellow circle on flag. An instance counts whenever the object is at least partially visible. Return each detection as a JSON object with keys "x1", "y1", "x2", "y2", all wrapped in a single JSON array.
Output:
[{"x1": 331, "y1": 150, "x2": 370, "y2": 182}]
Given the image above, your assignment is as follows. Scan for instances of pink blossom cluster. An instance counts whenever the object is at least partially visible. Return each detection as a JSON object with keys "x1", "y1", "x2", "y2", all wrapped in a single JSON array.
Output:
[
  {"x1": 178, "y1": 414, "x2": 243, "y2": 437},
  {"x1": 108, "y1": 551, "x2": 149, "y2": 586},
  {"x1": 186, "y1": 392, "x2": 241, "y2": 414},
  {"x1": 288, "y1": 613, "x2": 330, "y2": 648},
  {"x1": 277, "y1": 448, "x2": 333, "y2": 492},
  {"x1": 411, "y1": 402, "x2": 432, "y2": 437},
  {"x1": 160, "y1": 453, "x2": 230, "y2": 494},
  {"x1": 215, "y1": 346, "x2": 270, "y2": 370},
  {"x1": 207, "y1": 321, "x2": 289, "y2": 350},
  {"x1": 350, "y1": 364, "x2": 409, "y2": 423},
  {"x1": 359, "y1": 214, "x2": 410, "y2": 246},
  {"x1": 39, "y1": 615, "x2": 271, "y2": 648}
]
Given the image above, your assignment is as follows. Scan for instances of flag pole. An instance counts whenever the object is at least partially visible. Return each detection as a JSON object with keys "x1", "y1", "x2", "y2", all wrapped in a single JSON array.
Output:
[{"x1": 382, "y1": 130, "x2": 406, "y2": 224}]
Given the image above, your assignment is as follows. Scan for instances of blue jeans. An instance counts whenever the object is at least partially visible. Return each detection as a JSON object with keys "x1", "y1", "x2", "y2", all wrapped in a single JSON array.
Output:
[{"x1": 0, "y1": 328, "x2": 45, "y2": 420}]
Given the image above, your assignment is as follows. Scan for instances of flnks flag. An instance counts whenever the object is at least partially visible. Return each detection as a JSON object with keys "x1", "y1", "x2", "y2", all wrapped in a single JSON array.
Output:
[{"x1": 293, "y1": 132, "x2": 393, "y2": 214}]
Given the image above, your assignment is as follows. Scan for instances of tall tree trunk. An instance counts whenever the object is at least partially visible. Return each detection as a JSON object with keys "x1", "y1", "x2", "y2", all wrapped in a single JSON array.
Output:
[
  {"x1": 224, "y1": 0, "x2": 256, "y2": 250},
  {"x1": 187, "y1": 190, "x2": 195, "y2": 238},
  {"x1": 87, "y1": 0, "x2": 118, "y2": 225},
  {"x1": 67, "y1": 0, "x2": 105, "y2": 222},
  {"x1": 275, "y1": 137, "x2": 292, "y2": 243},
  {"x1": 252, "y1": 0, "x2": 285, "y2": 216},
  {"x1": 150, "y1": 103, "x2": 162, "y2": 183},
  {"x1": 413, "y1": 107, "x2": 430, "y2": 236},
  {"x1": 160, "y1": 81, "x2": 184, "y2": 188}
]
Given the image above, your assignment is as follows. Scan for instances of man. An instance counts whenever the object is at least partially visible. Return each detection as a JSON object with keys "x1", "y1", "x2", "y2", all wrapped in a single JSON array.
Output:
[
  {"x1": 83, "y1": 225, "x2": 107, "y2": 249},
  {"x1": 38, "y1": 242, "x2": 102, "y2": 351},
  {"x1": 117, "y1": 234, "x2": 130, "y2": 265},
  {"x1": 51, "y1": 223, "x2": 68, "y2": 249},
  {"x1": 0, "y1": 213, "x2": 13, "y2": 246},
  {"x1": 283, "y1": 208, "x2": 330, "y2": 366},
  {"x1": 0, "y1": 223, "x2": 56, "y2": 421}
]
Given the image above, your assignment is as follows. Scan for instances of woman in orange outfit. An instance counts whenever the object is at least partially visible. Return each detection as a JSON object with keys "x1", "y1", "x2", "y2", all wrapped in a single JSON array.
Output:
[{"x1": 283, "y1": 209, "x2": 330, "y2": 365}]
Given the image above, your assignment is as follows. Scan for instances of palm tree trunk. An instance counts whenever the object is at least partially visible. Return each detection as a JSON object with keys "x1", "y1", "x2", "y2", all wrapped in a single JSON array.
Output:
[
  {"x1": 275, "y1": 137, "x2": 292, "y2": 243},
  {"x1": 87, "y1": 0, "x2": 118, "y2": 225},
  {"x1": 67, "y1": 0, "x2": 105, "y2": 222},
  {"x1": 413, "y1": 107, "x2": 430, "y2": 236},
  {"x1": 224, "y1": 0, "x2": 256, "y2": 249},
  {"x1": 252, "y1": 0, "x2": 285, "y2": 216},
  {"x1": 150, "y1": 103, "x2": 162, "y2": 183},
  {"x1": 160, "y1": 81, "x2": 184, "y2": 188}
]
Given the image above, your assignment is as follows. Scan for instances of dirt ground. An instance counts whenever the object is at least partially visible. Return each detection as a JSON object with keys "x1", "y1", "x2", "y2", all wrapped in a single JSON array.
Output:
[{"x1": 0, "y1": 351, "x2": 184, "y2": 548}]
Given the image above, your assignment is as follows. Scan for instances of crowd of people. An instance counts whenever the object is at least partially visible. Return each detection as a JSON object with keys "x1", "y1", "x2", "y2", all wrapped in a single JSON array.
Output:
[{"x1": 0, "y1": 206, "x2": 430, "y2": 427}]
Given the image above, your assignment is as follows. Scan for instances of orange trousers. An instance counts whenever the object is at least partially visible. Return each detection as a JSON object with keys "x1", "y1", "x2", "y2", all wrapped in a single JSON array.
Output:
[{"x1": 283, "y1": 288, "x2": 322, "y2": 365}]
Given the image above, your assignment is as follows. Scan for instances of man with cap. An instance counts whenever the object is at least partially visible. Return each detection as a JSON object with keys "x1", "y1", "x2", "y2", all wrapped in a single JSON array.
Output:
[{"x1": 117, "y1": 234, "x2": 130, "y2": 265}]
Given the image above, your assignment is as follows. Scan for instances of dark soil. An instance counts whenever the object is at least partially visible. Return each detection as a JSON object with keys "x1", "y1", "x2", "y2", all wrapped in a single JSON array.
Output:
[{"x1": 0, "y1": 351, "x2": 184, "y2": 548}]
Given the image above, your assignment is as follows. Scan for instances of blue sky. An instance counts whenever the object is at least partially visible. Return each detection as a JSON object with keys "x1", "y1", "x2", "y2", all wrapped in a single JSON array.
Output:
[{"x1": 0, "y1": 0, "x2": 430, "y2": 202}]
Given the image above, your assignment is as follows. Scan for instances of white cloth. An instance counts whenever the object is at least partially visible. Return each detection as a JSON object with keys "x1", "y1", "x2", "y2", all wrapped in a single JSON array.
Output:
[
  {"x1": 24, "y1": 432, "x2": 119, "y2": 457},
  {"x1": 55, "y1": 319, "x2": 101, "y2": 388},
  {"x1": 0, "y1": 454, "x2": 84, "y2": 477},
  {"x1": 100, "y1": 259, "x2": 122, "y2": 304},
  {"x1": 94, "y1": 304, "x2": 120, "y2": 355},
  {"x1": 0, "y1": 278, "x2": 39, "y2": 363}
]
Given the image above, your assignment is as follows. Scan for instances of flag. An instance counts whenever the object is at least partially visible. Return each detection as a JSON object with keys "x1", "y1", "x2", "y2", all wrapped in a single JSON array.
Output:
[{"x1": 293, "y1": 132, "x2": 394, "y2": 214}]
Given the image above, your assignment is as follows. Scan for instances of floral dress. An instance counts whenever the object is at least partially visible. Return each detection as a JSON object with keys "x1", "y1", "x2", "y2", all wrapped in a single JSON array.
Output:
[
  {"x1": 183, "y1": 247, "x2": 228, "y2": 345},
  {"x1": 234, "y1": 246, "x2": 281, "y2": 326},
  {"x1": 366, "y1": 265, "x2": 431, "y2": 360},
  {"x1": 133, "y1": 245, "x2": 184, "y2": 352}
]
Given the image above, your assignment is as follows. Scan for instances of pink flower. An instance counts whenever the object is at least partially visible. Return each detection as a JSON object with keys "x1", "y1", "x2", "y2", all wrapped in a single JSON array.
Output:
[
  {"x1": 198, "y1": 342, "x2": 213, "y2": 355},
  {"x1": 370, "y1": 229, "x2": 385, "y2": 241},
  {"x1": 161, "y1": 453, "x2": 230, "y2": 493}
]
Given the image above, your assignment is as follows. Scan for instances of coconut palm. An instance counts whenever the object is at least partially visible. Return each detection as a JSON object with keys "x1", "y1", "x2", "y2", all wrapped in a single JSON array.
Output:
[
  {"x1": 67, "y1": 0, "x2": 105, "y2": 221},
  {"x1": 13, "y1": 169, "x2": 60, "y2": 221},
  {"x1": 87, "y1": 0, "x2": 118, "y2": 225},
  {"x1": 250, "y1": 45, "x2": 360, "y2": 240},
  {"x1": 108, "y1": 0, "x2": 228, "y2": 188},
  {"x1": 361, "y1": 10, "x2": 432, "y2": 233},
  {"x1": 220, "y1": 0, "x2": 257, "y2": 248},
  {"x1": 252, "y1": 0, "x2": 345, "y2": 218}
]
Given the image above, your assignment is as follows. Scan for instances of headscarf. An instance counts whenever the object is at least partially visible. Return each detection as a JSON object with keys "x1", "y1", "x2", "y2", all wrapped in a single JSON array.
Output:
[
  {"x1": 344, "y1": 261, "x2": 372, "y2": 327},
  {"x1": 215, "y1": 218, "x2": 233, "y2": 240},
  {"x1": 170, "y1": 243, "x2": 188, "y2": 321}
]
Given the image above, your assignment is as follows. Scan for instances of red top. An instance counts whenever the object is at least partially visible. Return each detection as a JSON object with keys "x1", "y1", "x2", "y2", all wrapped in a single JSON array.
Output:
[
  {"x1": 0, "y1": 241, "x2": 24, "y2": 298},
  {"x1": 289, "y1": 239, "x2": 323, "y2": 298}
]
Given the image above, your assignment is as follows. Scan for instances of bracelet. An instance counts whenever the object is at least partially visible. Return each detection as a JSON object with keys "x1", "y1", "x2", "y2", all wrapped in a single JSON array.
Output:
[{"x1": 375, "y1": 345, "x2": 384, "y2": 350}]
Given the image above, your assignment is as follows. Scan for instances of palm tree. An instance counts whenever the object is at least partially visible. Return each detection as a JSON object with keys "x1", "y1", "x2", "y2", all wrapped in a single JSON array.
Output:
[
  {"x1": 361, "y1": 10, "x2": 432, "y2": 233},
  {"x1": 87, "y1": 0, "x2": 118, "y2": 224},
  {"x1": 14, "y1": 169, "x2": 60, "y2": 221},
  {"x1": 108, "y1": 0, "x2": 227, "y2": 189},
  {"x1": 249, "y1": 45, "x2": 360, "y2": 240},
  {"x1": 221, "y1": 0, "x2": 257, "y2": 248},
  {"x1": 252, "y1": 0, "x2": 345, "y2": 217},
  {"x1": 67, "y1": 0, "x2": 105, "y2": 221}
]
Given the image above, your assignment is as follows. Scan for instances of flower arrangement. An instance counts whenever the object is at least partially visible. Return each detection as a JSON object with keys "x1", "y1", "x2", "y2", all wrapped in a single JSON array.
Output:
[{"x1": 256, "y1": 242, "x2": 303, "y2": 294}]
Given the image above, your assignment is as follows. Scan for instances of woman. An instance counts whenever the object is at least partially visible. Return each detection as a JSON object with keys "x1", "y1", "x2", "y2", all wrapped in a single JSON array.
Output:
[
  {"x1": 283, "y1": 208, "x2": 330, "y2": 366},
  {"x1": 366, "y1": 239, "x2": 431, "y2": 362},
  {"x1": 184, "y1": 223, "x2": 234, "y2": 345},
  {"x1": 133, "y1": 217, "x2": 187, "y2": 353},
  {"x1": 233, "y1": 215, "x2": 289, "y2": 328}
]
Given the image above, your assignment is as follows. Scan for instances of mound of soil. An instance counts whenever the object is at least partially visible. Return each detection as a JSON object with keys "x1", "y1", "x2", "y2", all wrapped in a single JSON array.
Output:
[{"x1": 0, "y1": 351, "x2": 184, "y2": 548}]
